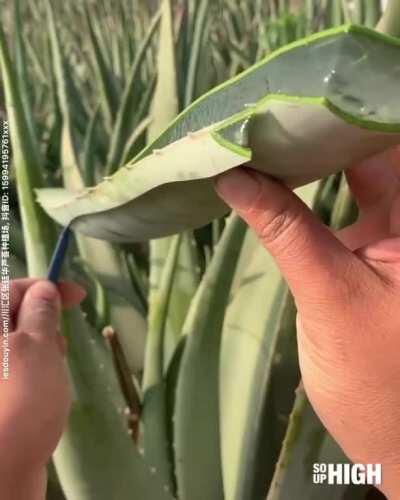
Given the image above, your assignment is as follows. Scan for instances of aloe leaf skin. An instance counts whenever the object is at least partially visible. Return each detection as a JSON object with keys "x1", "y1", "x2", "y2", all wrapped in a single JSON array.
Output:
[
  {"x1": 147, "y1": 0, "x2": 178, "y2": 142},
  {"x1": 377, "y1": 0, "x2": 400, "y2": 37},
  {"x1": 266, "y1": 387, "x2": 368, "y2": 500},
  {"x1": 106, "y1": 8, "x2": 161, "y2": 174},
  {"x1": 174, "y1": 215, "x2": 247, "y2": 500},
  {"x1": 54, "y1": 309, "x2": 174, "y2": 500},
  {"x1": 140, "y1": 235, "x2": 181, "y2": 495},
  {"x1": 0, "y1": 22, "x2": 56, "y2": 276},
  {"x1": 83, "y1": 4, "x2": 118, "y2": 132},
  {"x1": 37, "y1": 25, "x2": 400, "y2": 242},
  {"x1": 139, "y1": 4, "x2": 200, "y2": 493}
]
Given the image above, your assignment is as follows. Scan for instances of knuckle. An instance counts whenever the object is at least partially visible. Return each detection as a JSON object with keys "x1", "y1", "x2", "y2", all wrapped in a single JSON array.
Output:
[
  {"x1": 10, "y1": 330, "x2": 33, "y2": 351},
  {"x1": 11, "y1": 329, "x2": 50, "y2": 349},
  {"x1": 35, "y1": 299, "x2": 57, "y2": 316},
  {"x1": 255, "y1": 204, "x2": 300, "y2": 248}
]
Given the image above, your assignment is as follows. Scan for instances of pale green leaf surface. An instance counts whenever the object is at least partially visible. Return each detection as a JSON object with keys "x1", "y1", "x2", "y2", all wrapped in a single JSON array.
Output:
[
  {"x1": 141, "y1": 236, "x2": 182, "y2": 494},
  {"x1": 54, "y1": 309, "x2": 173, "y2": 500},
  {"x1": 0, "y1": 22, "x2": 56, "y2": 276},
  {"x1": 148, "y1": 0, "x2": 178, "y2": 141},
  {"x1": 266, "y1": 388, "x2": 367, "y2": 500},
  {"x1": 174, "y1": 215, "x2": 247, "y2": 500}
]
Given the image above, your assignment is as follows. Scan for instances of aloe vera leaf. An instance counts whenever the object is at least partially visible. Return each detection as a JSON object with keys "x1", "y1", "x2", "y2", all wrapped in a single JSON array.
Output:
[
  {"x1": 141, "y1": 6, "x2": 201, "y2": 486},
  {"x1": 364, "y1": 0, "x2": 381, "y2": 28},
  {"x1": 162, "y1": 232, "x2": 200, "y2": 372},
  {"x1": 83, "y1": 4, "x2": 118, "y2": 131},
  {"x1": 13, "y1": 0, "x2": 39, "y2": 159},
  {"x1": 266, "y1": 387, "x2": 368, "y2": 500},
  {"x1": 184, "y1": 0, "x2": 210, "y2": 106},
  {"x1": 121, "y1": 116, "x2": 152, "y2": 165},
  {"x1": 330, "y1": 174, "x2": 358, "y2": 230},
  {"x1": 220, "y1": 182, "x2": 320, "y2": 500},
  {"x1": 141, "y1": 0, "x2": 199, "y2": 468},
  {"x1": 141, "y1": 236, "x2": 182, "y2": 494},
  {"x1": 145, "y1": 0, "x2": 200, "y2": 372},
  {"x1": 376, "y1": 0, "x2": 400, "y2": 37},
  {"x1": 174, "y1": 215, "x2": 247, "y2": 500},
  {"x1": 82, "y1": 106, "x2": 100, "y2": 187},
  {"x1": 38, "y1": 95, "x2": 400, "y2": 242},
  {"x1": 0, "y1": 23, "x2": 56, "y2": 276},
  {"x1": 148, "y1": 0, "x2": 178, "y2": 140},
  {"x1": 37, "y1": 25, "x2": 400, "y2": 242},
  {"x1": 106, "y1": 8, "x2": 161, "y2": 174},
  {"x1": 54, "y1": 309, "x2": 173, "y2": 500},
  {"x1": 47, "y1": 3, "x2": 147, "y2": 372}
]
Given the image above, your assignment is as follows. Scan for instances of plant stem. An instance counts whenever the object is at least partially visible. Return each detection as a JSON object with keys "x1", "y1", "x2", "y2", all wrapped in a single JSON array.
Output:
[{"x1": 376, "y1": 0, "x2": 400, "y2": 37}]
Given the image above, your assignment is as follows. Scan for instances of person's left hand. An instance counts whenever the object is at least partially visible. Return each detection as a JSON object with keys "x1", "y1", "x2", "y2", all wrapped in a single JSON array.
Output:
[{"x1": 0, "y1": 279, "x2": 85, "y2": 499}]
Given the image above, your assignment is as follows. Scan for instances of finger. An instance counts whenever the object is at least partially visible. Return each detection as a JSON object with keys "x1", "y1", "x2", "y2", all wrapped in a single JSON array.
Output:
[
  {"x1": 17, "y1": 281, "x2": 61, "y2": 336},
  {"x1": 11, "y1": 279, "x2": 85, "y2": 310},
  {"x1": 356, "y1": 237, "x2": 400, "y2": 265},
  {"x1": 57, "y1": 281, "x2": 86, "y2": 308},
  {"x1": 11, "y1": 278, "x2": 39, "y2": 318},
  {"x1": 345, "y1": 148, "x2": 399, "y2": 212},
  {"x1": 390, "y1": 145, "x2": 400, "y2": 178},
  {"x1": 11, "y1": 279, "x2": 85, "y2": 325},
  {"x1": 215, "y1": 168, "x2": 361, "y2": 303},
  {"x1": 336, "y1": 206, "x2": 391, "y2": 251},
  {"x1": 56, "y1": 333, "x2": 68, "y2": 356},
  {"x1": 391, "y1": 191, "x2": 400, "y2": 235}
]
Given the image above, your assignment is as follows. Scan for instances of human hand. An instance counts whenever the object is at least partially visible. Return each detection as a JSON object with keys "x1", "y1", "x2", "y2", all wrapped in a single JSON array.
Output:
[
  {"x1": 215, "y1": 146, "x2": 400, "y2": 499},
  {"x1": 0, "y1": 279, "x2": 85, "y2": 500}
]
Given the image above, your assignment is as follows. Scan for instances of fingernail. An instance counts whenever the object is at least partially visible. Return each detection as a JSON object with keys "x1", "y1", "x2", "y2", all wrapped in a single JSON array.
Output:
[
  {"x1": 215, "y1": 168, "x2": 261, "y2": 209},
  {"x1": 30, "y1": 281, "x2": 59, "y2": 302}
]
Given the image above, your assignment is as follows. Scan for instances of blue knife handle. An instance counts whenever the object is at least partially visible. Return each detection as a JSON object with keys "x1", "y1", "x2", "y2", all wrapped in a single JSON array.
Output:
[{"x1": 47, "y1": 226, "x2": 71, "y2": 283}]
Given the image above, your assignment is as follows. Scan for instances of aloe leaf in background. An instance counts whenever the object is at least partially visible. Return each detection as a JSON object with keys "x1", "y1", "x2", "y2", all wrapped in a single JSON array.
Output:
[
  {"x1": 174, "y1": 215, "x2": 247, "y2": 500},
  {"x1": 376, "y1": 0, "x2": 400, "y2": 36},
  {"x1": 220, "y1": 182, "x2": 320, "y2": 500},
  {"x1": 141, "y1": 3, "x2": 201, "y2": 491},
  {"x1": 13, "y1": 0, "x2": 39, "y2": 160},
  {"x1": 141, "y1": 235, "x2": 181, "y2": 495},
  {"x1": 83, "y1": 3, "x2": 118, "y2": 133},
  {"x1": 266, "y1": 387, "x2": 368, "y2": 500},
  {"x1": 145, "y1": 0, "x2": 201, "y2": 373},
  {"x1": 0, "y1": 22, "x2": 56, "y2": 276},
  {"x1": 105, "y1": 7, "x2": 161, "y2": 174},
  {"x1": 37, "y1": 25, "x2": 400, "y2": 242},
  {"x1": 46, "y1": 0, "x2": 147, "y2": 372},
  {"x1": 56, "y1": 309, "x2": 173, "y2": 500}
]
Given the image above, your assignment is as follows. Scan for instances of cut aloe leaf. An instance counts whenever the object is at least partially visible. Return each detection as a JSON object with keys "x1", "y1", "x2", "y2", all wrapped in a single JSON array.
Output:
[{"x1": 37, "y1": 25, "x2": 400, "y2": 242}]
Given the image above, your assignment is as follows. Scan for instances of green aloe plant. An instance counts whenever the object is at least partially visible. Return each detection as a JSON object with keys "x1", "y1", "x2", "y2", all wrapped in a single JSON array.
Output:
[{"x1": 2, "y1": 1, "x2": 399, "y2": 500}]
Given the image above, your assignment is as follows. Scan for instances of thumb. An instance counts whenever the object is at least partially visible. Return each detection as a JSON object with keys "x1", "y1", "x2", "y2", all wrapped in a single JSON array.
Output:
[
  {"x1": 215, "y1": 168, "x2": 360, "y2": 303},
  {"x1": 17, "y1": 280, "x2": 61, "y2": 336}
]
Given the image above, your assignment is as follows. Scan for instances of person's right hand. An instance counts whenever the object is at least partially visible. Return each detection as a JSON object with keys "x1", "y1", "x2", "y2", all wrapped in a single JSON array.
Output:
[{"x1": 215, "y1": 146, "x2": 400, "y2": 498}]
